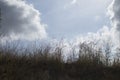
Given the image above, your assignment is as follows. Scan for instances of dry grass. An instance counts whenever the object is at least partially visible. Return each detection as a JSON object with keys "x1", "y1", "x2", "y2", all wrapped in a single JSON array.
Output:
[{"x1": 0, "y1": 40, "x2": 120, "y2": 80}]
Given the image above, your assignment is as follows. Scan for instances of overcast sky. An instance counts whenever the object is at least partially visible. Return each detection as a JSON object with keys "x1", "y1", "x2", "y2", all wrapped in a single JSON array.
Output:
[{"x1": 27, "y1": 0, "x2": 112, "y2": 39}]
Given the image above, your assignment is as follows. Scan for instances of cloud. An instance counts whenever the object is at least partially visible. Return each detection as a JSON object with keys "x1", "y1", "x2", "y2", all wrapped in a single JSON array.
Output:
[
  {"x1": 0, "y1": 0, "x2": 47, "y2": 40},
  {"x1": 108, "y1": 0, "x2": 120, "y2": 44},
  {"x1": 75, "y1": 26, "x2": 113, "y2": 46},
  {"x1": 47, "y1": 26, "x2": 114, "y2": 59},
  {"x1": 64, "y1": 0, "x2": 77, "y2": 9},
  {"x1": 61, "y1": 0, "x2": 119, "y2": 55},
  {"x1": 71, "y1": 0, "x2": 77, "y2": 5},
  {"x1": 71, "y1": 0, "x2": 120, "y2": 49}
]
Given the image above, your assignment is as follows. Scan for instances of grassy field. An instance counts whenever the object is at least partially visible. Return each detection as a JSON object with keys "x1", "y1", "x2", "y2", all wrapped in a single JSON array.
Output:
[{"x1": 0, "y1": 41, "x2": 120, "y2": 80}]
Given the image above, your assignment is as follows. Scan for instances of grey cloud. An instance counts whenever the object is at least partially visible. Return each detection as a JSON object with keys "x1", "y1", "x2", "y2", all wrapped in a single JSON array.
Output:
[
  {"x1": 108, "y1": 0, "x2": 120, "y2": 40},
  {"x1": 0, "y1": 0, "x2": 47, "y2": 40}
]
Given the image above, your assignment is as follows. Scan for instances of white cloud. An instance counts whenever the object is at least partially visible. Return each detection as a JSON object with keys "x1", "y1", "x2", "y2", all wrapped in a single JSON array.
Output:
[
  {"x1": 75, "y1": 26, "x2": 113, "y2": 45},
  {"x1": 71, "y1": 0, "x2": 77, "y2": 5},
  {"x1": 61, "y1": 0, "x2": 119, "y2": 55},
  {"x1": 0, "y1": 0, "x2": 47, "y2": 41},
  {"x1": 64, "y1": 0, "x2": 78, "y2": 9},
  {"x1": 47, "y1": 26, "x2": 115, "y2": 59},
  {"x1": 71, "y1": 0, "x2": 120, "y2": 50},
  {"x1": 108, "y1": 0, "x2": 120, "y2": 45}
]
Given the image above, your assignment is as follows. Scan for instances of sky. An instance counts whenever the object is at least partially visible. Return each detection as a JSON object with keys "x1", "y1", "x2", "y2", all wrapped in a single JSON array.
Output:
[
  {"x1": 1, "y1": 0, "x2": 120, "y2": 56},
  {"x1": 27, "y1": 0, "x2": 112, "y2": 39},
  {"x1": 1, "y1": 0, "x2": 120, "y2": 59},
  {"x1": 1, "y1": 0, "x2": 120, "y2": 46}
]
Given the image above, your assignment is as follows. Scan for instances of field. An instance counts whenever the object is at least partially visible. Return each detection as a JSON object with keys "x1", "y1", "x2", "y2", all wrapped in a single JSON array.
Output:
[{"x1": 0, "y1": 41, "x2": 120, "y2": 80}]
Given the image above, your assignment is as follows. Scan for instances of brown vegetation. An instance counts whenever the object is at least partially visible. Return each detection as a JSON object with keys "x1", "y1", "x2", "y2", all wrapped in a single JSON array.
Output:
[{"x1": 0, "y1": 40, "x2": 120, "y2": 80}]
